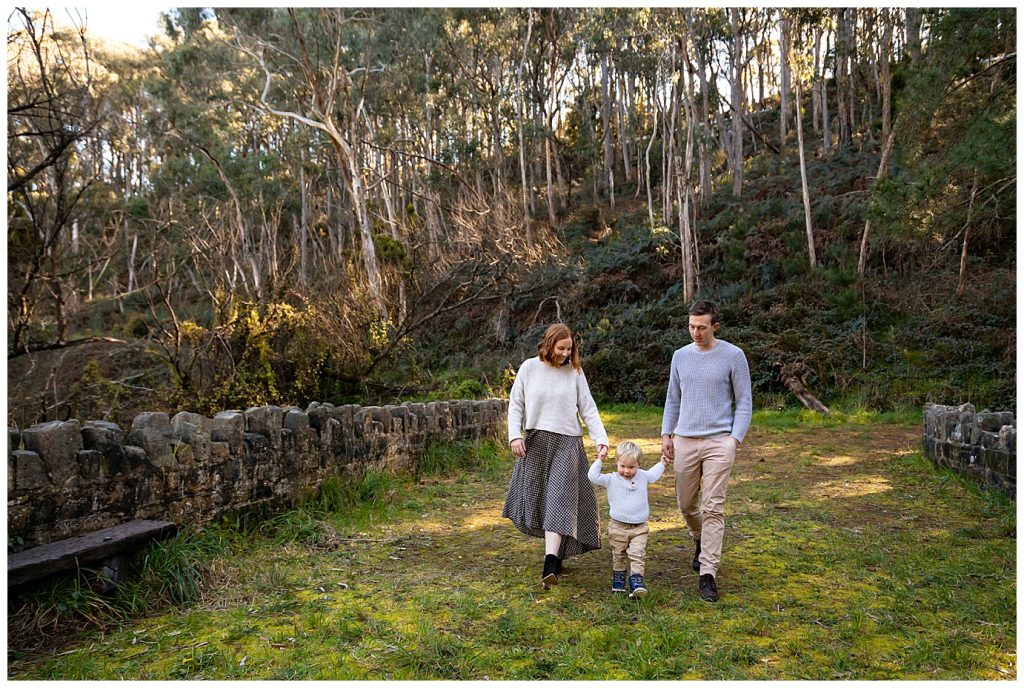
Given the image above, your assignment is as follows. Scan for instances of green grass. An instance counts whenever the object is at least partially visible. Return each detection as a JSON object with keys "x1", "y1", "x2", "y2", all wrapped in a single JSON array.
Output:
[{"x1": 7, "y1": 408, "x2": 1016, "y2": 679}]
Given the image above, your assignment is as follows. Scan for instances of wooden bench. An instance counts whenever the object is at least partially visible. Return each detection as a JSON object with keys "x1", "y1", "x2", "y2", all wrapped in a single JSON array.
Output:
[{"x1": 8, "y1": 519, "x2": 177, "y2": 591}]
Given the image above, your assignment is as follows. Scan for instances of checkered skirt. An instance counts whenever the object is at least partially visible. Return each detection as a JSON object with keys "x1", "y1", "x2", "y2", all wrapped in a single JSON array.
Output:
[{"x1": 502, "y1": 429, "x2": 601, "y2": 558}]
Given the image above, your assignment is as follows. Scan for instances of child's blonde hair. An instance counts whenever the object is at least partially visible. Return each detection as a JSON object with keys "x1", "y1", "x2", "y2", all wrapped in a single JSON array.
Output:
[{"x1": 615, "y1": 441, "x2": 643, "y2": 466}]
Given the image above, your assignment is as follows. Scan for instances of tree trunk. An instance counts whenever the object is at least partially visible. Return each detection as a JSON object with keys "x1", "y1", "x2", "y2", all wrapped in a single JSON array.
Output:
[
  {"x1": 822, "y1": 29, "x2": 832, "y2": 154},
  {"x1": 127, "y1": 231, "x2": 138, "y2": 294},
  {"x1": 906, "y1": 8, "x2": 923, "y2": 66},
  {"x1": 546, "y1": 25, "x2": 560, "y2": 224},
  {"x1": 684, "y1": 8, "x2": 713, "y2": 202},
  {"x1": 880, "y1": 9, "x2": 893, "y2": 140},
  {"x1": 517, "y1": 11, "x2": 533, "y2": 243},
  {"x1": 663, "y1": 46, "x2": 678, "y2": 228},
  {"x1": 847, "y1": 8, "x2": 858, "y2": 144},
  {"x1": 811, "y1": 26, "x2": 822, "y2": 134},
  {"x1": 679, "y1": 53, "x2": 698, "y2": 302},
  {"x1": 601, "y1": 52, "x2": 615, "y2": 207},
  {"x1": 299, "y1": 151, "x2": 308, "y2": 288},
  {"x1": 618, "y1": 72, "x2": 633, "y2": 183},
  {"x1": 835, "y1": 10, "x2": 850, "y2": 147},
  {"x1": 857, "y1": 125, "x2": 898, "y2": 276},
  {"x1": 729, "y1": 8, "x2": 745, "y2": 198},
  {"x1": 336, "y1": 137, "x2": 384, "y2": 315},
  {"x1": 645, "y1": 79, "x2": 658, "y2": 228},
  {"x1": 778, "y1": 12, "x2": 792, "y2": 143},
  {"x1": 957, "y1": 169, "x2": 980, "y2": 295},
  {"x1": 794, "y1": 76, "x2": 817, "y2": 271}
]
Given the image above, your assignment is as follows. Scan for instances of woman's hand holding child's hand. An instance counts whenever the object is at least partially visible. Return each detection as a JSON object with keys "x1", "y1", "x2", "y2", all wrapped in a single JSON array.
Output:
[{"x1": 660, "y1": 454, "x2": 672, "y2": 466}]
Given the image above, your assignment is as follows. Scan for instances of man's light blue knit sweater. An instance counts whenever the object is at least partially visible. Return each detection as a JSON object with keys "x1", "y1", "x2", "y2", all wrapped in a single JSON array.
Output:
[{"x1": 661, "y1": 340, "x2": 753, "y2": 443}]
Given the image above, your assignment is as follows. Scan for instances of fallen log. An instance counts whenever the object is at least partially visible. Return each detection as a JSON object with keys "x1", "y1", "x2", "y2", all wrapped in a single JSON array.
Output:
[{"x1": 775, "y1": 361, "x2": 831, "y2": 414}]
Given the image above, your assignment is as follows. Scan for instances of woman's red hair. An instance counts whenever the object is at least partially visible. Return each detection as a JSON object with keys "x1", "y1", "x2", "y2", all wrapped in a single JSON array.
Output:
[{"x1": 537, "y1": 323, "x2": 581, "y2": 371}]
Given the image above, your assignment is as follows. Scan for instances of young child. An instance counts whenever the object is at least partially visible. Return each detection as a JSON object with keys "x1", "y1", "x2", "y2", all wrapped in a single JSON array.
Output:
[{"x1": 588, "y1": 441, "x2": 670, "y2": 598}]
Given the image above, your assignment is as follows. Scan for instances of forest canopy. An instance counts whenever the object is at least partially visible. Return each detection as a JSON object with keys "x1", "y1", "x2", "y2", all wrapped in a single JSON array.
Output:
[{"x1": 7, "y1": 7, "x2": 1016, "y2": 427}]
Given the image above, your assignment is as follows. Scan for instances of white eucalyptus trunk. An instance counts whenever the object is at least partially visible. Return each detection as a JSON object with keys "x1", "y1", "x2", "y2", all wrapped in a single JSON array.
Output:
[{"x1": 795, "y1": 76, "x2": 817, "y2": 271}]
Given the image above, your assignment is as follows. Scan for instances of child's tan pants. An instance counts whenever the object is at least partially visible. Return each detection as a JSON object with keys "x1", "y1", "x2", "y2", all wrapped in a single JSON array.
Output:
[{"x1": 607, "y1": 518, "x2": 650, "y2": 575}]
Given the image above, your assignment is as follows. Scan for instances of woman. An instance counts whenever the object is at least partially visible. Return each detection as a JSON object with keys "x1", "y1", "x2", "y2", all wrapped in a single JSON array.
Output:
[{"x1": 502, "y1": 323, "x2": 609, "y2": 588}]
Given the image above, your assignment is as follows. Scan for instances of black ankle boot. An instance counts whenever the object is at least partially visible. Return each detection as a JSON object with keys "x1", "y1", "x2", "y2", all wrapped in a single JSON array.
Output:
[
  {"x1": 555, "y1": 556, "x2": 563, "y2": 575},
  {"x1": 542, "y1": 554, "x2": 559, "y2": 588},
  {"x1": 692, "y1": 540, "x2": 702, "y2": 572},
  {"x1": 699, "y1": 573, "x2": 718, "y2": 602}
]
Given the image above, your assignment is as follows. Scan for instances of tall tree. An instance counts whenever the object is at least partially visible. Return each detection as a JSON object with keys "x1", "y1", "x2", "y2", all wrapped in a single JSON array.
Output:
[
  {"x1": 787, "y1": 12, "x2": 817, "y2": 271},
  {"x1": 8, "y1": 8, "x2": 105, "y2": 353},
  {"x1": 231, "y1": 9, "x2": 387, "y2": 316}
]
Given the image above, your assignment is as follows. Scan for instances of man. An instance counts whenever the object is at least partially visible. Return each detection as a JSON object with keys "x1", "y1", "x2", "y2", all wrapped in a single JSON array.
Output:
[{"x1": 661, "y1": 300, "x2": 752, "y2": 602}]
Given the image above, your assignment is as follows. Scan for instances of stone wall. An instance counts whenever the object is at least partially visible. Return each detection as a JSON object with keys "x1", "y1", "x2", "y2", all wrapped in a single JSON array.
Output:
[
  {"x1": 8, "y1": 399, "x2": 509, "y2": 550},
  {"x1": 923, "y1": 403, "x2": 1015, "y2": 498}
]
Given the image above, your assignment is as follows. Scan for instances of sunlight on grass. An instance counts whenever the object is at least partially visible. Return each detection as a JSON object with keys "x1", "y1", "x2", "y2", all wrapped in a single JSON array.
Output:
[
  {"x1": 809, "y1": 476, "x2": 893, "y2": 498},
  {"x1": 814, "y1": 454, "x2": 859, "y2": 466},
  {"x1": 8, "y1": 410, "x2": 1015, "y2": 680}
]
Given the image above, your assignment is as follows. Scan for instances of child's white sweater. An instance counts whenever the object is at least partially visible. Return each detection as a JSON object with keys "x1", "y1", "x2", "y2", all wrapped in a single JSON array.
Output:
[{"x1": 588, "y1": 459, "x2": 665, "y2": 524}]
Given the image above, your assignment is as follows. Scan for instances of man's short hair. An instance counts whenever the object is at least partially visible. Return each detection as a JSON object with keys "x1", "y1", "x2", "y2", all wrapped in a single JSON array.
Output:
[{"x1": 688, "y1": 299, "x2": 719, "y2": 324}]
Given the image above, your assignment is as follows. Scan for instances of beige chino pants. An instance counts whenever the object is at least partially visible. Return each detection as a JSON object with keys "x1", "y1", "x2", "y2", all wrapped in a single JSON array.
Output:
[
  {"x1": 607, "y1": 519, "x2": 650, "y2": 575},
  {"x1": 673, "y1": 433, "x2": 736, "y2": 577}
]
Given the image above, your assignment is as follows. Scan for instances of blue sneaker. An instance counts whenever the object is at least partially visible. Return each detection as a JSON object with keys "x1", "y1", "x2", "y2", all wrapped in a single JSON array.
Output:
[
  {"x1": 628, "y1": 573, "x2": 647, "y2": 599},
  {"x1": 612, "y1": 570, "x2": 627, "y2": 593}
]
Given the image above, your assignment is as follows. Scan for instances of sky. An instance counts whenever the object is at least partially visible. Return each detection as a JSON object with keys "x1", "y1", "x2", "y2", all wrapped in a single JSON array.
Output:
[{"x1": 48, "y1": 5, "x2": 175, "y2": 47}]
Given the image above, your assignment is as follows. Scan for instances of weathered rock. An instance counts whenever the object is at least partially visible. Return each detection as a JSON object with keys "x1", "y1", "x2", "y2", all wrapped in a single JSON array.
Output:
[
  {"x1": 172, "y1": 412, "x2": 211, "y2": 463},
  {"x1": 305, "y1": 404, "x2": 326, "y2": 427},
  {"x1": 357, "y1": 406, "x2": 390, "y2": 434},
  {"x1": 23, "y1": 420, "x2": 83, "y2": 484},
  {"x1": 977, "y1": 412, "x2": 1003, "y2": 433},
  {"x1": 128, "y1": 412, "x2": 175, "y2": 468},
  {"x1": 999, "y1": 426, "x2": 1016, "y2": 452},
  {"x1": 979, "y1": 431, "x2": 1000, "y2": 449},
  {"x1": 210, "y1": 441, "x2": 230, "y2": 460},
  {"x1": 76, "y1": 449, "x2": 104, "y2": 481},
  {"x1": 82, "y1": 423, "x2": 129, "y2": 475},
  {"x1": 952, "y1": 412, "x2": 971, "y2": 443},
  {"x1": 14, "y1": 450, "x2": 48, "y2": 490},
  {"x1": 123, "y1": 445, "x2": 148, "y2": 466},
  {"x1": 334, "y1": 405, "x2": 356, "y2": 431},
  {"x1": 323, "y1": 418, "x2": 342, "y2": 453},
  {"x1": 244, "y1": 432, "x2": 271, "y2": 453},
  {"x1": 9, "y1": 426, "x2": 22, "y2": 451},
  {"x1": 212, "y1": 411, "x2": 244, "y2": 454},
  {"x1": 284, "y1": 408, "x2": 310, "y2": 437},
  {"x1": 170, "y1": 440, "x2": 195, "y2": 465},
  {"x1": 85, "y1": 420, "x2": 122, "y2": 435},
  {"x1": 245, "y1": 406, "x2": 283, "y2": 448}
]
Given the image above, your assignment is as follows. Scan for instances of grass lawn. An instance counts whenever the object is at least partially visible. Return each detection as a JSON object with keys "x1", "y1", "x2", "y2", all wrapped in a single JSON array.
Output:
[{"x1": 7, "y1": 405, "x2": 1016, "y2": 679}]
